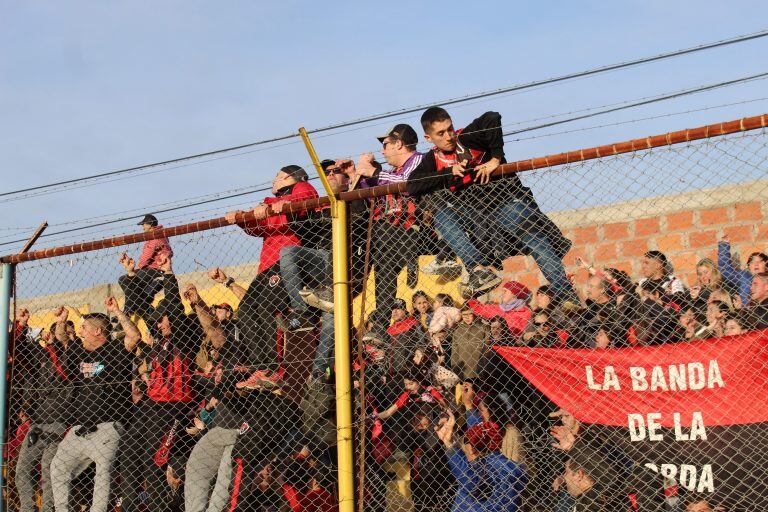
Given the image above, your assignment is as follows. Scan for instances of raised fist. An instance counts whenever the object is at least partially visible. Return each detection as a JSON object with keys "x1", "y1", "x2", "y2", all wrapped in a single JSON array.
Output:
[
  {"x1": 183, "y1": 284, "x2": 200, "y2": 304},
  {"x1": 119, "y1": 253, "x2": 136, "y2": 273},
  {"x1": 54, "y1": 307, "x2": 69, "y2": 323},
  {"x1": 208, "y1": 268, "x2": 227, "y2": 283},
  {"x1": 104, "y1": 297, "x2": 120, "y2": 314}
]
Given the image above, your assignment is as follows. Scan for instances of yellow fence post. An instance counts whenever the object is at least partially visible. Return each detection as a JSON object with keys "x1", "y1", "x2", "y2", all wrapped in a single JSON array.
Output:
[{"x1": 299, "y1": 128, "x2": 355, "y2": 512}]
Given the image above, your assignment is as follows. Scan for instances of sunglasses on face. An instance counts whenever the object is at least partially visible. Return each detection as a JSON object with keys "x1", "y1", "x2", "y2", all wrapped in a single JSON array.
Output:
[{"x1": 324, "y1": 167, "x2": 345, "y2": 176}]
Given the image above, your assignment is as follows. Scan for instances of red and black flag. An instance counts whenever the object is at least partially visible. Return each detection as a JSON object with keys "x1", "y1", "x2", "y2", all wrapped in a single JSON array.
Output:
[{"x1": 494, "y1": 329, "x2": 768, "y2": 511}]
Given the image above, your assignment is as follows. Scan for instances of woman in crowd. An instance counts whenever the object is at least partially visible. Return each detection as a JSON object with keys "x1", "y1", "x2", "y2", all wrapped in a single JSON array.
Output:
[{"x1": 412, "y1": 290, "x2": 434, "y2": 331}]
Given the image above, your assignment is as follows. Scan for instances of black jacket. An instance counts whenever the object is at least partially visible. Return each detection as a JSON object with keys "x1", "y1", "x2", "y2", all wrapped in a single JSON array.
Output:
[
  {"x1": 406, "y1": 111, "x2": 517, "y2": 211},
  {"x1": 21, "y1": 338, "x2": 72, "y2": 424},
  {"x1": 406, "y1": 111, "x2": 571, "y2": 259},
  {"x1": 747, "y1": 299, "x2": 768, "y2": 329},
  {"x1": 288, "y1": 198, "x2": 369, "y2": 253}
]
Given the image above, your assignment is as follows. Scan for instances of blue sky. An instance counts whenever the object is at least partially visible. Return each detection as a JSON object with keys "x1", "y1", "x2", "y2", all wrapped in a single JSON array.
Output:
[{"x1": 1, "y1": 1, "x2": 767, "y2": 255}]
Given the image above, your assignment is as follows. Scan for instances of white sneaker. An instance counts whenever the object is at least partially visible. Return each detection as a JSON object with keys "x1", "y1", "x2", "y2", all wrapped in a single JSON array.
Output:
[{"x1": 421, "y1": 258, "x2": 463, "y2": 275}]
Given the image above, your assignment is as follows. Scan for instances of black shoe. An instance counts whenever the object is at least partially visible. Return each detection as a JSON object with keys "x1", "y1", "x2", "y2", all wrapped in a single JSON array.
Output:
[
  {"x1": 468, "y1": 269, "x2": 501, "y2": 294},
  {"x1": 276, "y1": 311, "x2": 316, "y2": 333}
]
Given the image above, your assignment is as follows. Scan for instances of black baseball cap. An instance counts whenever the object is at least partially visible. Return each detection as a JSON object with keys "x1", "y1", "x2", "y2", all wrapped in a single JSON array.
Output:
[
  {"x1": 137, "y1": 214, "x2": 158, "y2": 227},
  {"x1": 377, "y1": 124, "x2": 419, "y2": 148},
  {"x1": 280, "y1": 165, "x2": 309, "y2": 182}
]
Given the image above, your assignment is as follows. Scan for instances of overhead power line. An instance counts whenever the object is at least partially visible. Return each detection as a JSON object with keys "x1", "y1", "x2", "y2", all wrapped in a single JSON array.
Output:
[
  {"x1": 3, "y1": 28, "x2": 768, "y2": 201},
  {"x1": 2, "y1": 71, "x2": 766, "y2": 250},
  {"x1": 502, "y1": 71, "x2": 768, "y2": 136},
  {"x1": 308, "y1": 29, "x2": 768, "y2": 132},
  {"x1": 0, "y1": 176, "x2": 316, "y2": 248}
]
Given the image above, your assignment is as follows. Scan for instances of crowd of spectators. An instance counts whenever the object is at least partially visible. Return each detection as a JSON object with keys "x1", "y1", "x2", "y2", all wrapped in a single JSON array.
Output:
[{"x1": 6, "y1": 105, "x2": 766, "y2": 512}]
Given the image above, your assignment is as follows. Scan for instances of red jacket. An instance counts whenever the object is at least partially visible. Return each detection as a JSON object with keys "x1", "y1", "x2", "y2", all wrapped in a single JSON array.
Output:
[
  {"x1": 237, "y1": 182, "x2": 318, "y2": 273},
  {"x1": 467, "y1": 299, "x2": 531, "y2": 337},
  {"x1": 137, "y1": 226, "x2": 173, "y2": 269}
]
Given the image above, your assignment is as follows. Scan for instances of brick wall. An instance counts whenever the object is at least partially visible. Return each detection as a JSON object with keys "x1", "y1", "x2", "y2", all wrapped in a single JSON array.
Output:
[{"x1": 501, "y1": 179, "x2": 768, "y2": 290}]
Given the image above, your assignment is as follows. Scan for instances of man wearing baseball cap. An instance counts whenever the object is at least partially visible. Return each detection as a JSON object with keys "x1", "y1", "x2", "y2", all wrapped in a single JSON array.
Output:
[
  {"x1": 116, "y1": 213, "x2": 174, "y2": 321},
  {"x1": 355, "y1": 123, "x2": 427, "y2": 284},
  {"x1": 224, "y1": 165, "x2": 318, "y2": 388},
  {"x1": 356, "y1": 124, "x2": 422, "y2": 190}
]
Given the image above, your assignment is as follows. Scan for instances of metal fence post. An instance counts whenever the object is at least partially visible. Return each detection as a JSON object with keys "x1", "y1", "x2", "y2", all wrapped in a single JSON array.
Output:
[
  {"x1": 329, "y1": 198, "x2": 354, "y2": 512},
  {"x1": 0, "y1": 263, "x2": 14, "y2": 512},
  {"x1": 299, "y1": 128, "x2": 355, "y2": 512}
]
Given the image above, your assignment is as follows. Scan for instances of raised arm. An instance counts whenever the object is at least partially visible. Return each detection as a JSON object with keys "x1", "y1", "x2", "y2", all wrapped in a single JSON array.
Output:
[
  {"x1": 183, "y1": 284, "x2": 227, "y2": 350},
  {"x1": 209, "y1": 267, "x2": 246, "y2": 301},
  {"x1": 466, "y1": 299, "x2": 500, "y2": 319},
  {"x1": 717, "y1": 236, "x2": 740, "y2": 285},
  {"x1": 105, "y1": 297, "x2": 142, "y2": 352},
  {"x1": 376, "y1": 402, "x2": 399, "y2": 421},
  {"x1": 53, "y1": 307, "x2": 71, "y2": 344}
]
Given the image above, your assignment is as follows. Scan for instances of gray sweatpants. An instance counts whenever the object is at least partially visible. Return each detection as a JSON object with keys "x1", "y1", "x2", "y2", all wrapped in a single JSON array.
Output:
[
  {"x1": 184, "y1": 427, "x2": 239, "y2": 512},
  {"x1": 50, "y1": 422, "x2": 121, "y2": 512},
  {"x1": 15, "y1": 422, "x2": 67, "y2": 512}
]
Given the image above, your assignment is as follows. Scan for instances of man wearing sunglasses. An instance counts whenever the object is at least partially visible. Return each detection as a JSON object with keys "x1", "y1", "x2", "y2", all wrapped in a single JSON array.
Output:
[
  {"x1": 225, "y1": 165, "x2": 318, "y2": 388},
  {"x1": 278, "y1": 159, "x2": 365, "y2": 379}
]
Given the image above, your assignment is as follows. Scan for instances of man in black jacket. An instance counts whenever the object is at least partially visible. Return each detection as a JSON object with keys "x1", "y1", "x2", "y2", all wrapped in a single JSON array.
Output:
[
  {"x1": 406, "y1": 107, "x2": 573, "y2": 300},
  {"x1": 14, "y1": 320, "x2": 72, "y2": 512},
  {"x1": 49, "y1": 310, "x2": 134, "y2": 512},
  {"x1": 118, "y1": 255, "x2": 204, "y2": 512},
  {"x1": 280, "y1": 159, "x2": 416, "y2": 378}
]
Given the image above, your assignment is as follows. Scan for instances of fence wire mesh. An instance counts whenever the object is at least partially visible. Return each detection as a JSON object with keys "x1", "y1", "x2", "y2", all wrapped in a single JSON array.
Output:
[{"x1": 4, "y1": 111, "x2": 768, "y2": 512}]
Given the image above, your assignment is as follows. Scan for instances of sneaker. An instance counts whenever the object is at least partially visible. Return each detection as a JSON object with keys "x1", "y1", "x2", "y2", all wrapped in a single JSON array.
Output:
[
  {"x1": 421, "y1": 258, "x2": 463, "y2": 275},
  {"x1": 276, "y1": 311, "x2": 316, "y2": 333},
  {"x1": 236, "y1": 369, "x2": 283, "y2": 390},
  {"x1": 299, "y1": 286, "x2": 334, "y2": 313},
  {"x1": 467, "y1": 268, "x2": 501, "y2": 295}
]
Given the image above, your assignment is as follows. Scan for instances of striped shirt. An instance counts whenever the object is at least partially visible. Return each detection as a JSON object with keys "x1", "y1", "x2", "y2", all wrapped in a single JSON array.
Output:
[{"x1": 363, "y1": 152, "x2": 423, "y2": 229}]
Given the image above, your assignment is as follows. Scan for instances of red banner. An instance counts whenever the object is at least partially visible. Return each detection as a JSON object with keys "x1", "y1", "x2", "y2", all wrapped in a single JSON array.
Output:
[{"x1": 494, "y1": 329, "x2": 768, "y2": 428}]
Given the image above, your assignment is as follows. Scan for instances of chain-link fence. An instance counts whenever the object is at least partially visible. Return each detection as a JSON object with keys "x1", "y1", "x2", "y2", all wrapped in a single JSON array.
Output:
[{"x1": 2, "y1": 112, "x2": 767, "y2": 512}]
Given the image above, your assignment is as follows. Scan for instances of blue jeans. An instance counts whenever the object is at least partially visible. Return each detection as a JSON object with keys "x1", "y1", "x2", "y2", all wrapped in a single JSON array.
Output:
[
  {"x1": 493, "y1": 200, "x2": 574, "y2": 299},
  {"x1": 279, "y1": 246, "x2": 331, "y2": 311},
  {"x1": 279, "y1": 246, "x2": 334, "y2": 374},
  {"x1": 433, "y1": 200, "x2": 574, "y2": 299},
  {"x1": 433, "y1": 206, "x2": 489, "y2": 270},
  {"x1": 314, "y1": 311, "x2": 335, "y2": 375}
]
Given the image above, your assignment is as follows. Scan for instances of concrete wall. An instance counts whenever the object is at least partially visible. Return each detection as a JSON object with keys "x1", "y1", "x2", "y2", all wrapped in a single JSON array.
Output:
[{"x1": 15, "y1": 179, "x2": 768, "y2": 324}]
